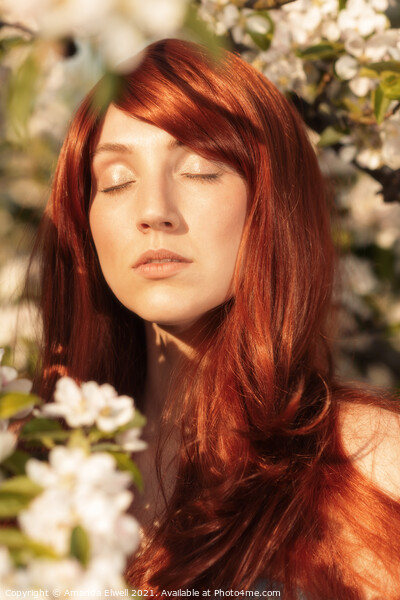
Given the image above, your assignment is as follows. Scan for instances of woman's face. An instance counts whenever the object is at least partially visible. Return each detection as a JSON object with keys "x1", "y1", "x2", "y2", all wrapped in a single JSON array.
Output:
[{"x1": 89, "y1": 105, "x2": 248, "y2": 332}]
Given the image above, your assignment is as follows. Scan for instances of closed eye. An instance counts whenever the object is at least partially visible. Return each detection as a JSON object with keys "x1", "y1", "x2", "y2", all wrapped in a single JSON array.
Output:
[
  {"x1": 100, "y1": 181, "x2": 135, "y2": 194},
  {"x1": 184, "y1": 173, "x2": 222, "y2": 182}
]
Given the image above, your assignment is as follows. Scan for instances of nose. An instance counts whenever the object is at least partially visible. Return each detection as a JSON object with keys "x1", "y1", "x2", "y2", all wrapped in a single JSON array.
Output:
[{"x1": 136, "y1": 176, "x2": 180, "y2": 234}]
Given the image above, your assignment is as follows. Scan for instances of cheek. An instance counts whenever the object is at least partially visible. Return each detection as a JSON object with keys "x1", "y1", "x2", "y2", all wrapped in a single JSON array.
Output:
[
  {"x1": 88, "y1": 207, "x2": 129, "y2": 303},
  {"x1": 207, "y1": 193, "x2": 247, "y2": 261},
  {"x1": 89, "y1": 204, "x2": 123, "y2": 269},
  {"x1": 89, "y1": 218, "x2": 109, "y2": 274},
  {"x1": 199, "y1": 191, "x2": 247, "y2": 297}
]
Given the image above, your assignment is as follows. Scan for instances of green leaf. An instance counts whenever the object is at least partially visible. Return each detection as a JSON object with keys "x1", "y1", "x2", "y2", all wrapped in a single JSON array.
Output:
[
  {"x1": 110, "y1": 451, "x2": 143, "y2": 492},
  {"x1": 22, "y1": 538, "x2": 59, "y2": 559},
  {"x1": 359, "y1": 67, "x2": 383, "y2": 79},
  {"x1": 70, "y1": 525, "x2": 90, "y2": 567},
  {"x1": 0, "y1": 528, "x2": 27, "y2": 548},
  {"x1": 373, "y1": 85, "x2": 391, "y2": 124},
  {"x1": 380, "y1": 74, "x2": 400, "y2": 99},
  {"x1": 0, "y1": 36, "x2": 32, "y2": 59},
  {"x1": 0, "y1": 392, "x2": 40, "y2": 419},
  {"x1": 338, "y1": 0, "x2": 347, "y2": 8},
  {"x1": 365, "y1": 60, "x2": 400, "y2": 75},
  {"x1": 2, "y1": 450, "x2": 30, "y2": 475},
  {"x1": 246, "y1": 11, "x2": 274, "y2": 51},
  {"x1": 0, "y1": 494, "x2": 32, "y2": 517},
  {"x1": 247, "y1": 30, "x2": 273, "y2": 51},
  {"x1": 0, "y1": 528, "x2": 58, "y2": 559},
  {"x1": 92, "y1": 71, "x2": 123, "y2": 116},
  {"x1": 342, "y1": 97, "x2": 364, "y2": 118},
  {"x1": 0, "y1": 476, "x2": 42, "y2": 497},
  {"x1": 68, "y1": 428, "x2": 90, "y2": 451},
  {"x1": 317, "y1": 126, "x2": 345, "y2": 147},
  {"x1": 7, "y1": 52, "x2": 41, "y2": 137},
  {"x1": 124, "y1": 410, "x2": 146, "y2": 431},
  {"x1": 20, "y1": 417, "x2": 66, "y2": 444},
  {"x1": 21, "y1": 418, "x2": 63, "y2": 435},
  {"x1": 184, "y1": 2, "x2": 229, "y2": 60},
  {"x1": 20, "y1": 430, "x2": 71, "y2": 443},
  {"x1": 298, "y1": 42, "x2": 341, "y2": 61}
]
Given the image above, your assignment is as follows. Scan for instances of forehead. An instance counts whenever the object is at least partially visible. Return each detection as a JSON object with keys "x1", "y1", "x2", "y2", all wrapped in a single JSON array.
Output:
[{"x1": 92, "y1": 105, "x2": 181, "y2": 157}]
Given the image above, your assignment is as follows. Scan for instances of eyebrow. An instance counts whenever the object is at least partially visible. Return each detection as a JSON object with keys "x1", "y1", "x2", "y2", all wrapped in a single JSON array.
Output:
[{"x1": 91, "y1": 139, "x2": 183, "y2": 158}]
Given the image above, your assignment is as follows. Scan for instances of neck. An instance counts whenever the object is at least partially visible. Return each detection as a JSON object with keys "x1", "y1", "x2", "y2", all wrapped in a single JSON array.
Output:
[
  {"x1": 133, "y1": 313, "x2": 220, "y2": 527},
  {"x1": 143, "y1": 321, "x2": 196, "y2": 414},
  {"x1": 132, "y1": 321, "x2": 196, "y2": 527},
  {"x1": 142, "y1": 308, "x2": 227, "y2": 413}
]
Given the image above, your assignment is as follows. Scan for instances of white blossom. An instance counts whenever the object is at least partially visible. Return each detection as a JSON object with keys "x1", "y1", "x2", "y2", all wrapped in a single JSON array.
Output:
[
  {"x1": 0, "y1": 0, "x2": 113, "y2": 38},
  {"x1": 339, "y1": 144, "x2": 358, "y2": 164},
  {"x1": 0, "y1": 256, "x2": 30, "y2": 303},
  {"x1": 321, "y1": 20, "x2": 341, "y2": 42},
  {"x1": 356, "y1": 147, "x2": 383, "y2": 169},
  {"x1": 343, "y1": 255, "x2": 378, "y2": 295},
  {"x1": 40, "y1": 377, "x2": 99, "y2": 427},
  {"x1": 0, "y1": 430, "x2": 17, "y2": 463},
  {"x1": 349, "y1": 76, "x2": 374, "y2": 97},
  {"x1": 1, "y1": 0, "x2": 189, "y2": 70},
  {"x1": 338, "y1": 0, "x2": 388, "y2": 37},
  {"x1": 24, "y1": 557, "x2": 84, "y2": 590},
  {"x1": 78, "y1": 554, "x2": 126, "y2": 591},
  {"x1": 199, "y1": 0, "x2": 238, "y2": 36},
  {"x1": 129, "y1": 0, "x2": 187, "y2": 37},
  {"x1": 98, "y1": 18, "x2": 146, "y2": 72},
  {"x1": 116, "y1": 427, "x2": 148, "y2": 453},
  {"x1": 200, "y1": 0, "x2": 397, "y2": 106},
  {"x1": 41, "y1": 377, "x2": 135, "y2": 431},
  {"x1": 0, "y1": 547, "x2": 21, "y2": 594},
  {"x1": 21, "y1": 555, "x2": 126, "y2": 594},
  {"x1": 284, "y1": 5, "x2": 323, "y2": 46},
  {"x1": 20, "y1": 447, "x2": 140, "y2": 561},
  {"x1": 335, "y1": 54, "x2": 359, "y2": 80},
  {"x1": 0, "y1": 304, "x2": 39, "y2": 368},
  {"x1": 26, "y1": 447, "x2": 131, "y2": 495},
  {"x1": 0, "y1": 348, "x2": 33, "y2": 422},
  {"x1": 92, "y1": 385, "x2": 135, "y2": 433},
  {"x1": 381, "y1": 116, "x2": 400, "y2": 170},
  {"x1": 340, "y1": 174, "x2": 400, "y2": 248},
  {"x1": 0, "y1": 546, "x2": 13, "y2": 578},
  {"x1": 1, "y1": 349, "x2": 18, "y2": 391},
  {"x1": 262, "y1": 50, "x2": 307, "y2": 94},
  {"x1": 348, "y1": 30, "x2": 400, "y2": 62},
  {"x1": 19, "y1": 488, "x2": 76, "y2": 554},
  {"x1": 333, "y1": 30, "x2": 400, "y2": 97},
  {"x1": 214, "y1": 4, "x2": 240, "y2": 37}
]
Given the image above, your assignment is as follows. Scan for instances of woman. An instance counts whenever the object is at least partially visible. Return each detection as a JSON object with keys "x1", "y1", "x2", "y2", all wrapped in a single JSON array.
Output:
[{"x1": 30, "y1": 38, "x2": 400, "y2": 598}]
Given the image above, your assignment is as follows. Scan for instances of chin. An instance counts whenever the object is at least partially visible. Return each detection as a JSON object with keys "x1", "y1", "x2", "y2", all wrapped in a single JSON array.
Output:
[
  {"x1": 119, "y1": 289, "x2": 231, "y2": 330},
  {"x1": 145, "y1": 313, "x2": 201, "y2": 330},
  {"x1": 127, "y1": 301, "x2": 220, "y2": 332},
  {"x1": 127, "y1": 304, "x2": 199, "y2": 328}
]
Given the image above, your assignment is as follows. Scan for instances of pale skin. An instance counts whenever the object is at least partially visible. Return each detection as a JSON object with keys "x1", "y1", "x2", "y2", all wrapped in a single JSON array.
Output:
[{"x1": 89, "y1": 105, "x2": 400, "y2": 595}]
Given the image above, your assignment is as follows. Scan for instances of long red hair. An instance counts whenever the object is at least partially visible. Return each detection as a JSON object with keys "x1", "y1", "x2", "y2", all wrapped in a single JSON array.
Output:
[{"x1": 31, "y1": 39, "x2": 400, "y2": 597}]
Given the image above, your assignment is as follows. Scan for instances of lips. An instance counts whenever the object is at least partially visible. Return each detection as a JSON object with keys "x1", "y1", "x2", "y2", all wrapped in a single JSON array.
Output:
[{"x1": 133, "y1": 249, "x2": 192, "y2": 269}]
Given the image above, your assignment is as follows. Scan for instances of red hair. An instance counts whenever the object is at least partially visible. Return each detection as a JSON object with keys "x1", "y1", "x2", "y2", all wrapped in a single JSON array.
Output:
[{"x1": 31, "y1": 39, "x2": 400, "y2": 597}]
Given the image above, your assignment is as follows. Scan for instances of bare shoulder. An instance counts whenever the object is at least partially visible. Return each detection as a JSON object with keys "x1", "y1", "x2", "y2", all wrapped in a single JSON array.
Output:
[{"x1": 339, "y1": 401, "x2": 400, "y2": 499}]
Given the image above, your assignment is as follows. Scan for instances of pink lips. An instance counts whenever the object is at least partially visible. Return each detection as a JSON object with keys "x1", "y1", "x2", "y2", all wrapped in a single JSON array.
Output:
[{"x1": 133, "y1": 249, "x2": 192, "y2": 279}]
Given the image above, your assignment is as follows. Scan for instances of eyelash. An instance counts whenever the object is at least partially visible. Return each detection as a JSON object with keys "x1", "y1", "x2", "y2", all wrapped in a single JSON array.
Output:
[
  {"x1": 101, "y1": 181, "x2": 134, "y2": 194},
  {"x1": 184, "y1": 173, "x2": 221, "y2": 183},
  {"x1": 100, "y1": 173, "x2": 221, "y2": 194}
]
